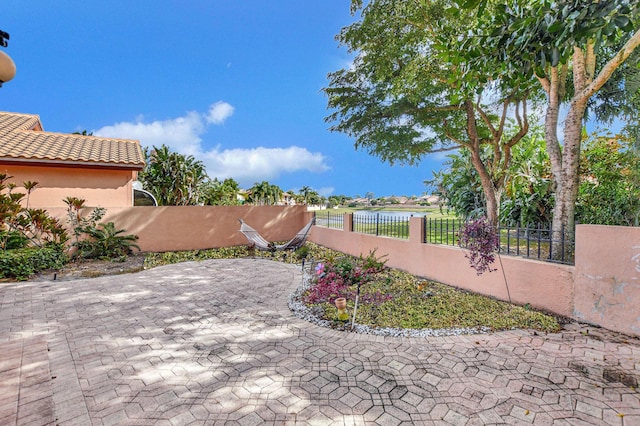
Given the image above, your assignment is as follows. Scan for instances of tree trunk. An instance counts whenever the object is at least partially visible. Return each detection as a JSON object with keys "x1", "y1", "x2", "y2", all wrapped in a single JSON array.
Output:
[{"x1": 464, "y1": 101, "x2": 499, "y2": 226}]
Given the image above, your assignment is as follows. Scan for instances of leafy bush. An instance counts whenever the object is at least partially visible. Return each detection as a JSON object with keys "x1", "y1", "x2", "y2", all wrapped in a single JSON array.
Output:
[
  {"x1": 0, "y1": 230, "x2": 29, "y2": 250},
  {"x1": 304, "y1": 250, "x2": 390, "y2": 304},
  {"x1": 0, "y1": 246, "x2": 68, "y2": 280},
  {"x1": 74, "y1": 222, "x2": 140, "y2": 261},
  {"x1": 64, "y1": 198, "x2": 139, "y2": 262},
  {"x1": 0, "y1": 176, "x2": 69, "y2": 250}
]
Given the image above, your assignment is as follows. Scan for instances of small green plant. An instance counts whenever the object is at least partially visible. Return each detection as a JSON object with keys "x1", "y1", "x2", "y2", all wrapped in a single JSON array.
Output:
[
  {"x1": 295, "y1": 245, "x2": 310, "y2": 259},
  {"x1": 64, "y1": 197, "x2": 139, "y2": 261},
  {"x1": 74, "y1": 222, "x2": 140, "y2": 261},
  {"x1": 0, "y1": 246, "x2": 68, "y2": 280}
]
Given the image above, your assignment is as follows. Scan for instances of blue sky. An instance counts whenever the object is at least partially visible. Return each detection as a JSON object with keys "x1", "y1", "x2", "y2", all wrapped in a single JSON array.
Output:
[{"x1": 1, "y1": 1, "x2": 445, "y2": 198}]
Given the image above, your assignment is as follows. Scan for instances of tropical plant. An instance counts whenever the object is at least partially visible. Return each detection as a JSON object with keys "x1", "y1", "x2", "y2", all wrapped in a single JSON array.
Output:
[
  {"x1": 63, "y1": 197, "x2": 138, "y2": 261},
  {"x1": 299, "y1": 186, "x2": 313, "y2": 205},
  {"x1": 499, "y1": 131, "x2": 554, "y2": 226},
  {"x1": 458, "y1": 216, "x2": 500, "y2": 276},
  {"x1": 139, "y1": 145, "x2": 208, "y2": 205},
  {"x1": 73, "y1": 222, "x2": 140, "y2": 261},
  {"x1": 201, "y1": 178, "x2": 241, "y2": 205},
  {"x1": 0, "y1": 176, "x2": 67, "y2": 250},
  {"x1": 247, "y1": 181, "x2": 283, "y2": 205},
  {"x1": 576, "y1": 132, "x2": 640, "y2": 226},
  {"x1": 427, "y1": 149, "x2": 487, "y2": 219},
  {"x1": 22, "y1": 180, "x2": 38, "y2": 209}
]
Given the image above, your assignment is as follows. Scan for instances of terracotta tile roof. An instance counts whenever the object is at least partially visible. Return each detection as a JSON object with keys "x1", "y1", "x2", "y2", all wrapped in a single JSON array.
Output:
[{"x1": 0, "y1": 111, "x2": 144, "y2": 170}]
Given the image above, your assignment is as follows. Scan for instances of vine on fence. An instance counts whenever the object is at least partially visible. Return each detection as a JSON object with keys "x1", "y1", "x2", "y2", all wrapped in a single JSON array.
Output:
[{"x1": 458, "y1": 217, "x2": 500, "y2": 275}]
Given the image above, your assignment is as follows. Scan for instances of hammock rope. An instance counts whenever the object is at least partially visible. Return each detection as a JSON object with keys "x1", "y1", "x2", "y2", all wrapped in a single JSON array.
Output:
[{"x1": 238, "y1": 218, "x2": 314, "y2": 251}]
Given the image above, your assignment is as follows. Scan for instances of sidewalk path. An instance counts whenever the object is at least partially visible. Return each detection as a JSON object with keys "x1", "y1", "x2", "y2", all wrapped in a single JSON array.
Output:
[{"x1": 1, "y1": 258, "x2": 638, "y2": 425}]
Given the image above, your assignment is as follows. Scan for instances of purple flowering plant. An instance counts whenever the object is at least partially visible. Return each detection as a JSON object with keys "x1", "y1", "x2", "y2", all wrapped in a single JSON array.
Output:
[
  {"x1": 304, "y1": 250, "x2": 391, "y2": 305},
  {"x1": 458, "y1": 217, "x2": 500, "y2": 275}
]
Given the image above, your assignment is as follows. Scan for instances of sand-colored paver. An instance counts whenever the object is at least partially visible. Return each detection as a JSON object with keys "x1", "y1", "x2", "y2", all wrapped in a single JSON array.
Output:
[{"x1": 1, "y1": 258, "x2": 638, "y2": 425}]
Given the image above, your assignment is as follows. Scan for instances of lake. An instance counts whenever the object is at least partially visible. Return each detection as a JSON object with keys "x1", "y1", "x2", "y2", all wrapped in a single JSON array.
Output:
[{"x1": 351, "y1": 210, "x2": 429, "y2": 218}]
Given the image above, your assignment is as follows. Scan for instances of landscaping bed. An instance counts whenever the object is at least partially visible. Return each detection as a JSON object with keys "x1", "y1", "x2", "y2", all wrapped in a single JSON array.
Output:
[{"x1": 18, "y1": 243, "x2": 563, "y2": 334}]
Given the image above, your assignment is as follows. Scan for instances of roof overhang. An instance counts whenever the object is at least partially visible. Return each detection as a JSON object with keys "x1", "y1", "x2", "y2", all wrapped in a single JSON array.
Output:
[{"x1": 0, "y1": 157, "x2": 145, "y2": 171}]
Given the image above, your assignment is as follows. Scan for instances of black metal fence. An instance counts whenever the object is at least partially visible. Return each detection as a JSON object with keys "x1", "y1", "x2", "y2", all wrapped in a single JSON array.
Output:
[
  {"x1": 314, "y1": 212, "x2": 575, "y2": 265},
  {"x1": 313, "y1": 211, "x2": 344, "y2": 229},
  {"x1": 353, "y1": 213, "x2": 410, "y2": 239},
  {"x1": 424, "y1": 218, "x2": 575, "y2": 265},
  {"x1": 495, "y1": 222, "x2": 574, "y2": 265}
]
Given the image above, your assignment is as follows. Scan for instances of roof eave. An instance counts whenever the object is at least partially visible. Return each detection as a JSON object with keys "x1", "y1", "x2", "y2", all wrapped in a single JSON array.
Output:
[{"x1": 0, "y1": 157, "x2": 145, "y2": 171}]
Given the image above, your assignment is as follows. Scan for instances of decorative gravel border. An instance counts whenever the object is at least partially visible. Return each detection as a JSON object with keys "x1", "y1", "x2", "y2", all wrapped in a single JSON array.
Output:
[{"x1": 287, "y1": 271, "x2": 492, "y2": 337}]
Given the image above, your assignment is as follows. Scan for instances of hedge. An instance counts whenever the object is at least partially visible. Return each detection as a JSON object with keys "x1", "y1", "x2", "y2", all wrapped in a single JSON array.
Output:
[{"x1": 0, "y1": 247, "x2": 68, "y2": 281}]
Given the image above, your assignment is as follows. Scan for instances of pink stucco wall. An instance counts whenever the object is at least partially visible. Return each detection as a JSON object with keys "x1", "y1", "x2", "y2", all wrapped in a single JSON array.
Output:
[
  {"x1": 1, "y1": 164, "x2": 136, "y2": 208},
  {"x1": 310, "y1": 215, "x2": 574, "y2": 318},
  {"x1": 573, "y1": 225, "x2": 640, "y2": 336},
  {"x1": 39, "y1": 204, "x2": 640, "y2": 336},
  {"x1": 310, "y1": 215, "x2": 640, "y2": 337},
  {"x1": 47, "y1": 205, "x2": 312, "y2": 252}
]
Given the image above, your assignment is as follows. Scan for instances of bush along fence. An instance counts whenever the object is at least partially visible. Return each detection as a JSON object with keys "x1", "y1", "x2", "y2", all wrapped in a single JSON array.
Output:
[{"x1": 314, "y1": 213, "x2": 574, "y2": 265}]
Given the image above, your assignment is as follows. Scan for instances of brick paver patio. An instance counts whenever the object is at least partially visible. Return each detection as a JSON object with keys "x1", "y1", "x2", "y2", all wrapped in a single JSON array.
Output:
[{"x1": 1, "y1": 258, "x2": 639, "y2": 425}]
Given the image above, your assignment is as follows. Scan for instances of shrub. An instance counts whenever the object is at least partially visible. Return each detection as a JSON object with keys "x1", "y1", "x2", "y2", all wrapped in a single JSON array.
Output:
[
  {"x1": 64, "y1": 198, "x2": 139, "y2": 262},
  {"x1": 74, "y1": 222, "x2": 140, "y2": 261},
  {"x1": 0, "y1": 246, "x2": 68, "y2": 280},
  {"x1": 304, "y1": 250, "x2": 390, "y2": 304}
]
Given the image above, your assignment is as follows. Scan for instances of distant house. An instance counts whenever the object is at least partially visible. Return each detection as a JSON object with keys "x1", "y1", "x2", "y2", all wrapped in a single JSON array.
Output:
[{"x1": 0, "y1": 111, "x2": 144, "y2": 208}]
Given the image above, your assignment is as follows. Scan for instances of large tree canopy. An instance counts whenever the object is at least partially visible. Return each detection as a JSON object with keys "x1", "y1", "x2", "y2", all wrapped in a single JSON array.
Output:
[
  {"x1": 457, "y1": 0, "x2": 640, "y2": 251},
  {"x1": 324, "y1": 0, "x2": 534, "y2": 225}
]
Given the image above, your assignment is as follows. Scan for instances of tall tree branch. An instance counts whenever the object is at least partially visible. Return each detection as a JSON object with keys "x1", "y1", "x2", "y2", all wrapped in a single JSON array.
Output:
[{"x1": 579, "y1": 29, "x2": 640, "y2": 102}]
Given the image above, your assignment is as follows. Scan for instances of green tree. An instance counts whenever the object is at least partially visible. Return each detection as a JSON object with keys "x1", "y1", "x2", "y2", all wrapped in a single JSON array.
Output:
[
  {"x1": 499, "y1": 133, "x2": 554, "y2": 226},
  {"x1": 427, "y1": 149, "x2": 486, "y2": 219},
  {"x1": 577, "y1": 132, "x2": 640, "y2": 226},
  {"x1": 324, "y1": 0, "x2": 532, "y2": 225},
  {"x1": 458, "y1": 0, "x2": 640, "y2": 249},
  {"x1": 139, "y1": 145, "x2": 208, "y2": 205},
  {"x1": 247, "y1": 181, "x2": 283, "y2": 205},
  {"x1": 202, "y1": 178, "x2": 241, "y2": 206},
  {"x1": 299, "y1": 186, "x2": 313, "y2": 205},
  {"x1": 429, "y1": 127, "x2": 555, "y2": 225}
]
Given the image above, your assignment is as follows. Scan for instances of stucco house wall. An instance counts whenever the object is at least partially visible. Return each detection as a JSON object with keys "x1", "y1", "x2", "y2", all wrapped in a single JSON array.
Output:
[
  {"x1": 0, "y1": 111, "x2": 144, "y2": 208},
  {"x1": 2, "y1": 164, "x2": 136, "y2": 208}
]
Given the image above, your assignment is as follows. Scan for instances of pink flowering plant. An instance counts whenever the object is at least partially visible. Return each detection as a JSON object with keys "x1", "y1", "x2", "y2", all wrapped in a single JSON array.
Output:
[{"x1": 304, "y1": 250, "x2": 391, "y2": 305}]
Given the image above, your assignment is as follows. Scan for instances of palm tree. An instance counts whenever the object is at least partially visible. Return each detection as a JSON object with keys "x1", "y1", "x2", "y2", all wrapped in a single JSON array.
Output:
[
  {"x1": 140, "y1": 145, "x2": 207, "y2": 205},
  {"x1": 299, "y1": 186, "x2": 312, "y2": 205},
  {"x1": 247, "y1": 181, "x2": 283, "y2": 205}
]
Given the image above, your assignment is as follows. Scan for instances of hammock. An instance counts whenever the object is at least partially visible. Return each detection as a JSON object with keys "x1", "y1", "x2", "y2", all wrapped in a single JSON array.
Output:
[{"x1": 238, "y1": 218, "x2": 314, "y2": 251}]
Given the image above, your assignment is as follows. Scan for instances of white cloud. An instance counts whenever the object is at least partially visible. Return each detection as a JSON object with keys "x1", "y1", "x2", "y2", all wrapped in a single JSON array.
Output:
[
  {"x1": 203, "y1": 146, "x2": 329, "y2": 184},
  {"x1": 95, "y1": 111, "x2": 205, "y2": 155},
  {"x1": 94, "y1": 103, "x2": 330, "y2": 186},
  {"x1": 206, "y1": 101, "x2": 234, "y2": 125}
]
